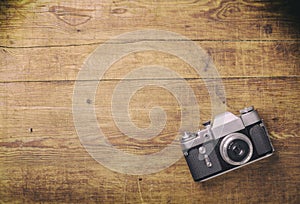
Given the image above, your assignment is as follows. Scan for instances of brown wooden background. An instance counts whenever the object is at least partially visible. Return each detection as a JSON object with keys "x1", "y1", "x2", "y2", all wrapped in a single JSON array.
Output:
[{"x1": 0, "y1": 0, "x2": 299, "y2": 203}]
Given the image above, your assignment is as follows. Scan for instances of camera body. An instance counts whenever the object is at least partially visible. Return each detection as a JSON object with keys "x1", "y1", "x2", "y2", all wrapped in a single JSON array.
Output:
[{"x1": 181, "y1": 106, "x2": 274, "y2": 182}]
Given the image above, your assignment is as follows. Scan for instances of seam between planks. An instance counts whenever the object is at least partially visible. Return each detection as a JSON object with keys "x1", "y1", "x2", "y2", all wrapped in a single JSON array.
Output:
[{"x1": 0, "y1": 76, "x2": 299, "y2": 84}]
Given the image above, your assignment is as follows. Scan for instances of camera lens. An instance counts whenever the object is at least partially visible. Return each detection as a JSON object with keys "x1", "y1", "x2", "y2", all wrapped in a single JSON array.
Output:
[
  {"x1": 220, "y1": 133, "x2": 253, "y2": 166},
  {"x1": 227, "y1": 139, "x2": 250, "y2": 162}
]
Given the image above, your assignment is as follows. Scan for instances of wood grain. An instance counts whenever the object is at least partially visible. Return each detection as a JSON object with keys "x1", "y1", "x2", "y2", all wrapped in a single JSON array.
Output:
[
  {"x1": 1, "y1": 78, "x2": 299, "y2": 148},
  {"x1": 0, "y1": 0, "x2": 299, "y2": 203},
  {"x1": 0, "y1": 41, "x2": 299, "y2": 82},
  {"x1": 0, "y1": 0, "x2": 299, "y2": 47}
]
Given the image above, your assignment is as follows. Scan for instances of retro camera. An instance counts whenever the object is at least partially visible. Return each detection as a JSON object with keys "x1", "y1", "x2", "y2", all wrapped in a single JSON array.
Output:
[{"x1": 180, "y1": 106, "x2": 274, "y2": 182}]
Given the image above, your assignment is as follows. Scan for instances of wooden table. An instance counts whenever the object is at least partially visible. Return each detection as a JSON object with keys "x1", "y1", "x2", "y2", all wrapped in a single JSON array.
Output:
[{"x1": 0, "y1": 0, "x2": 299, "y2": 203}]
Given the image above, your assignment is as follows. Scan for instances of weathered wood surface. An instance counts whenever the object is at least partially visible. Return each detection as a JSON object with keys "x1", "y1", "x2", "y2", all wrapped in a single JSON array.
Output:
[
  {"x1": 0, "y1": 41, "x2": 299, "y2": 82},
  {"x1": 0, "y1": 0, "x2": 299, "y2": 47},
  {"x1": 0, "y1": 0, "x2": 299, "y2": 203}
]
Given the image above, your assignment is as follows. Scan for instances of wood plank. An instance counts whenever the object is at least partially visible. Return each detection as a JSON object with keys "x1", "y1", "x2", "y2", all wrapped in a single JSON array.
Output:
[
  {"x1": 0, "y1": 0, "x2": 299, "y2": 48},
  {"x1": 0, "y1": 41, "x2": 299, "y2": 82},
  {"x1": 1, "y1": 136, "x2": 300, "y2": 203},
  {"x1": 0, "y1": 78, "x2": 298, "y2": 150}
]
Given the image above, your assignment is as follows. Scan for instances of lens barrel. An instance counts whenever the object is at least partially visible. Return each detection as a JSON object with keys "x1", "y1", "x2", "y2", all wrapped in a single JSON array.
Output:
[{"x1": 220, "y1": 133, "x2": 253, "y2": 166}]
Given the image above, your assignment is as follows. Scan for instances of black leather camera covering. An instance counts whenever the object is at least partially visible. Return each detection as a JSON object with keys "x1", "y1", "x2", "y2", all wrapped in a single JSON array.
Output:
[
  {"x1": 249, "y1": 124, "x2": 273, "y2": 156},
  {"x1": 185, "y1": 142, "x2": 222, "y2": 181}
]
